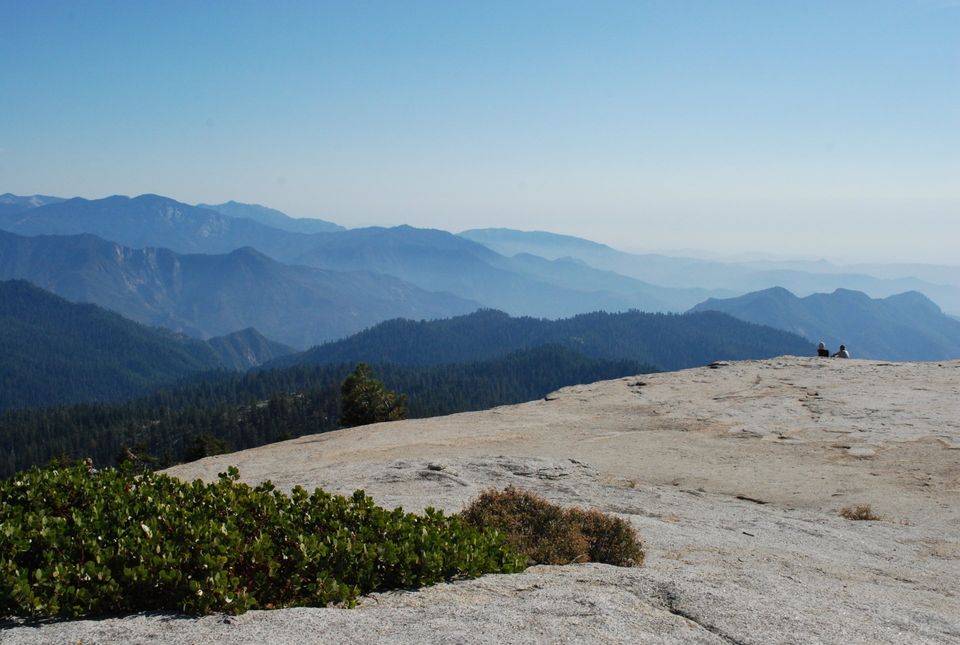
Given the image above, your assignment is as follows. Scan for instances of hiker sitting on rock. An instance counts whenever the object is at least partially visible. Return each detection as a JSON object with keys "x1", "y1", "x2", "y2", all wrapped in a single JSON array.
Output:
[
  {"x1": 832, "y1": 344, "x2": 850, "y2": 358},
  {"x1": 817, "y1": 342, "x2": 830, "y2": 357}
]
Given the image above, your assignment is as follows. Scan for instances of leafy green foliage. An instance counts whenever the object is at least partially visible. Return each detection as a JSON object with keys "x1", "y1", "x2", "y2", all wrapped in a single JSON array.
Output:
[
  {"x1": 0, "y1": 463, "x2": 525, "y2": 619},
  {"x1": 0, "y1": 346, "x2": 650, "y2": 477},
  {"x1": 461, "y1": 487, "x2": 644, "y2": 567},
  {"x1": 339, "y1": 364, "x2": 407, "y2": 427}
]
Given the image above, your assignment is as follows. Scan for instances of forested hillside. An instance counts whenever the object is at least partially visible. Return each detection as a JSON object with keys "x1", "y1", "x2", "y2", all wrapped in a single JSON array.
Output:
[
  {"x1": 0, "y1": 281, "x2": 226, "y2": 410},
  {"x1": 0, "y1": 281, "x2": 292, "y2": 410},
  {"x1": 0, "y1": 345, "x2": 652, "y2": 477},
  {"x1": 270, "y1": 309, "x2": 814, "y2": 372}
]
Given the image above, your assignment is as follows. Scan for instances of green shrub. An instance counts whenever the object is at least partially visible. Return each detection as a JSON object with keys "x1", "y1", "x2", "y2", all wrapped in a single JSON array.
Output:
[
  {"x1": 0, "y1": 463, "x2": 524, "y2": 619},
  {"x1": 460, "y1": 487, "x2": 644, "y2": 567}
]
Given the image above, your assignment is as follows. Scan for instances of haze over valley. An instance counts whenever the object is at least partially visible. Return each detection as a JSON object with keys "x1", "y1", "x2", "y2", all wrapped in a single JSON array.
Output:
[{"x1": 3, "y1": 191, "x2": 958, "y2": 348}]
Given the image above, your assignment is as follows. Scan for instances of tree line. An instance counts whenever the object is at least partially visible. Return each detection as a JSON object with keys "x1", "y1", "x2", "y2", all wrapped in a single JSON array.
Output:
[
  {"x1": 0, "y1": 345, "x2": 653, "y2": 477},
  {"x1": 276, "y1": 308, "x2": 814, "y2": 371}
]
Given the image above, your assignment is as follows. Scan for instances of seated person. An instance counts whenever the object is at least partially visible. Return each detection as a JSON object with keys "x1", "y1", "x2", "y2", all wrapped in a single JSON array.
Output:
[
  {"x1": 817, "y1": 342, "x2": 830, "y2": 357},
  {"x1": 832, "y1": 344, "x2": 850, "y2": 358}
]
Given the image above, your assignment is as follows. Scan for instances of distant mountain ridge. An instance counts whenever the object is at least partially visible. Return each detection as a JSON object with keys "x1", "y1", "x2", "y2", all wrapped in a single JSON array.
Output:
[
  {"x1": 0, "y1": 193, "x2": 749, "y2": 317},
  {"x1": 461, "y1": 228, "x2": 960, "y2": 315},
  {"x1": 205, "y1": 328, "x2": 296, "y2": 371},
  {"x1": 0, "y1": 193, "x2": 65, "y2": 216},
  {"x1": 268, "y1": 308, "x2": 814, "y2": 372},
  {"x1": 197, "y1": 200, "x2": 344, "y2": 234},
  {"x1": 0, "y1": 230, "x2": 479, "y2": 348},
  {"x1": 5, "y1": 192, "x2": 958, "y2": 324},
  {"x1": 291, "y1": 225, "x2": 658, "y2": 317},
  {"x1": 689, "y1": 287, "x2": 960, "y2": 361},
  {"x1": 0, "y1": 194, "x2": 715, "y2": 317},
  {"x1": 0, "y1": 193, "x2": 325, "y2": 260},
  {"x1": 459, "y1": 228, "x2": 620, "y2": 262},
  {"x1": 0, "y1": 280, "x2": 294, "y2": 410},
  {"x1": 497, "y1": 252, "x2": 724, "y2": 312}
]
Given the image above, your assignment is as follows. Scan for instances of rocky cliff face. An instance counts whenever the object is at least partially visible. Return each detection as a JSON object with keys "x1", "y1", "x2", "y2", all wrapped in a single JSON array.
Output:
[{"x1": 10, "y1": 357, "x2": 960, "y2": 644}]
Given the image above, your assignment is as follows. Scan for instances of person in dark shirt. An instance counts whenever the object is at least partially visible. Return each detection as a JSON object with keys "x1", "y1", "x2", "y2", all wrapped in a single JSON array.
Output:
[{"x1": 817, "y1": 342, "x2": 830, "y2": 357}]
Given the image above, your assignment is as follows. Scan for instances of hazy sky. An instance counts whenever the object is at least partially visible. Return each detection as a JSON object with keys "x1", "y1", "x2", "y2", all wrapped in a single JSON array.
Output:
[{"x1": 1, "y1": 1, "x2": 957, "y2": 264}]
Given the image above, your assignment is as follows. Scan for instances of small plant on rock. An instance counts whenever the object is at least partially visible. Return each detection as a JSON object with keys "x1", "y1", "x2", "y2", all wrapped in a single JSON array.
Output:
[
  {"x1": 839, "y1": 504, "x2": 882, "y2": 521},
  {"x1": 460, "y1": 487, "x2": 644, "y2": 567}
]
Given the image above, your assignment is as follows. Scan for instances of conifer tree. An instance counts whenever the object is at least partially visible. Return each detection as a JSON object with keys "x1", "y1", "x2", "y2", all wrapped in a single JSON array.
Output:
[{"x1": 339, "y1": 363, "x2": 407, "y2": 427}]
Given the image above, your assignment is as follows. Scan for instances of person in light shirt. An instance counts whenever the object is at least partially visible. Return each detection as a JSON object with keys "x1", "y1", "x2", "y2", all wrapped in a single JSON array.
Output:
[{"x1": 833, "y1": 345, "x2": 850, "y2": 358}]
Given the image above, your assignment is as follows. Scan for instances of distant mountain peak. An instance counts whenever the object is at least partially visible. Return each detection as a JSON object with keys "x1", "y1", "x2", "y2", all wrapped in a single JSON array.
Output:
[
  {"x1": 830, "y1": 287, "x2": 872, "y2": 300},
  {"x1": 228, "y1": 245, "x2": 266, "y2": 257},
  {"x1": 765, "y1": 285, "x2": 793, "y2": 294},
  {"x1": 753, "y1": 286, "x2": 796, "y2": 299},
  {"x1": 0, "y1": 193, "x2": 67, "y2": 212},
  {"x1": 883, "y1": 290, "x2": 943, "y2": 314}
]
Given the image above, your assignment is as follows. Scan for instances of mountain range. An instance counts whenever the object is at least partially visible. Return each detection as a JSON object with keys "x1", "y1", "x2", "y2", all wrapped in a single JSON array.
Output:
[
  {"x1": 0, "y1": 194, "x2": 329, "y2": 260},
  {"x1": 0, "y1": 230, "x2": 478, "y2": 348},
  {"x1": 289, "y1": 225, "x2": 704, "y2": 316},
  {"x1": 7, "y1": 192, "x2": 960, "y2": 318},
  {"x1": 2, "y1": 191, "x2": 958, "y2": 362},
  {"x1": 0, "y1": 194, "x2": 727, "y2": 317},
  {"x1": 460, "y1": 228, "x2": 960, "y2": 315},
  {"x1": 690, "y1": 287, "x2": 960, "y2": 361},
  {"x1": 0, "y1": 280, "x2": 294, "y2": 410}
]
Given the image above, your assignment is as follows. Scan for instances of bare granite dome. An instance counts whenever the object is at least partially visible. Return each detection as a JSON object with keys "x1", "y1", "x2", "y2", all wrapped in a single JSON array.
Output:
[{"x1": 9, "y1": 357, "x2": 959, "y2": 644}]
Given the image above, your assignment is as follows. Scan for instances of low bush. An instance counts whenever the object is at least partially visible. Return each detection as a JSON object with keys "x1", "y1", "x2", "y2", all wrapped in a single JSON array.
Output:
[
  {"x1": 460, "y1": 487, "x2": 644, "y2": 567},
  {"x1": 0, "y1": 463, "x2": 525, "y2": 619},
  {"x1": 839, "y1": 504, "x2": 882, "y2": 521}
]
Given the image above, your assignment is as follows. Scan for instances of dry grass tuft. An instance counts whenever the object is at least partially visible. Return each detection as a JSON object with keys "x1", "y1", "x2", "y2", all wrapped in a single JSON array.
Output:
[
  {"x1": 839, "y1": 504, "x2": 882, "y2": 521},
  {"x1": 460, "y1": 487, "x2": 645, "y2": 567}
]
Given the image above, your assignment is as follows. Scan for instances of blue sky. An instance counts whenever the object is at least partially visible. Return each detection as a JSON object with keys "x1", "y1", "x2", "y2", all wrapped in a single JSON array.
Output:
[{"x1": 1, "y1": 1, "x2": 957, "y2": 263}]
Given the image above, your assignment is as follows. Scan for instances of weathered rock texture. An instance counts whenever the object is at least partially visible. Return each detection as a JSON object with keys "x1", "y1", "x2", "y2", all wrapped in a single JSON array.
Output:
[{"x1": 5, "y1": 357, "x2": 959, "y2": 644}]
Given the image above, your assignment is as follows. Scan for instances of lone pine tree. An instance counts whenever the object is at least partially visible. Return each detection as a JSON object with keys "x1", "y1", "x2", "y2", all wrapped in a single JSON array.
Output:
[{"x1": 339, "y1": 363, "x2": 407, "y2": 427}]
